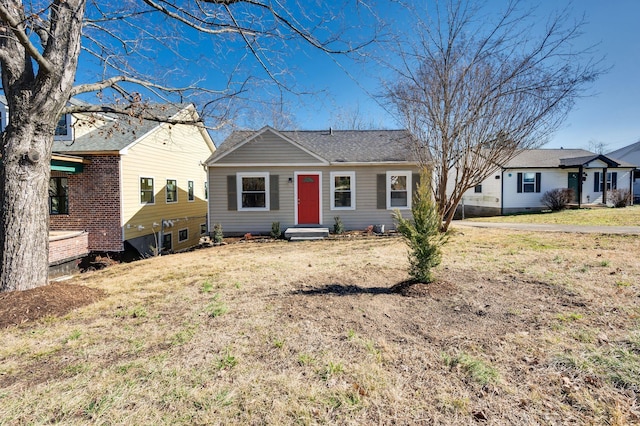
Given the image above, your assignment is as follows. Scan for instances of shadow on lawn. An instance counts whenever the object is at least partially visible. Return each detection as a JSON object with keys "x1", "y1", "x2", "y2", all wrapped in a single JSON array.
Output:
[{"x1": 292, "y1": 281, "x2": 419, "y2": 297}]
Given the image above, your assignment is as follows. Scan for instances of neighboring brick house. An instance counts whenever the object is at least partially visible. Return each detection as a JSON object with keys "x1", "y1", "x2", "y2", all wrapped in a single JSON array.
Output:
[
  {"x1": 1, "y1": 98, "x2": 215, "y2": 271},
  {"x1": 49, "y1": 103, "x2": 216, "y2": 259}
]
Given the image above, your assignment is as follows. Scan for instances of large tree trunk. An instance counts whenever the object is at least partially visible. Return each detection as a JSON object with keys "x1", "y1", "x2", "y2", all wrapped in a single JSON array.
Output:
[
  {"x1": 0, "y1": 124, "x2": 53, "y2": 291},
  {"x1": 0, "y1": 0, "x2": 85, "y2": 292}
]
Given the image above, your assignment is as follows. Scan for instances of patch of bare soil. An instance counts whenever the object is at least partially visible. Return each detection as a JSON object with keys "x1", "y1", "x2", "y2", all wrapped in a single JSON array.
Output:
[{"x1": 0, "y1": 281, "x2": 105, "y2": 329}]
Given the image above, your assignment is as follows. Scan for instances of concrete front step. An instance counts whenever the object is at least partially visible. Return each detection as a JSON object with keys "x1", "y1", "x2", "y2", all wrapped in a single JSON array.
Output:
[{"x1": 284, "y1": 227, "x2": 329, "y2": 241}]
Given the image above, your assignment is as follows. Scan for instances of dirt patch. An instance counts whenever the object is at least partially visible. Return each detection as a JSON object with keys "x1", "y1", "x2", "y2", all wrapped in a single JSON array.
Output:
[{"x1": 0, "y1": 281, "x2": 105, "y2": 329}]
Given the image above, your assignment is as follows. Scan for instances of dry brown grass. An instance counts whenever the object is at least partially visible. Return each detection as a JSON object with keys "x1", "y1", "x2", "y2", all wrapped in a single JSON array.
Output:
[{"x1": 1, "y1": 228, "x2": 639, "y2": 424}]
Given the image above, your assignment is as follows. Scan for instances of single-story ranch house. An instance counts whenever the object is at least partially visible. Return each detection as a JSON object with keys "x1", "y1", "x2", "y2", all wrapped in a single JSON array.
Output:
[
  {"x1": 458, "y1": 149, "x2": 637, "y2": 217},
  {"x1": 206, "y1": 126, "x2": 421, "y2": 235},
  {"x1": 607, "y1": 140, "x2": 640, "y2": 203}
]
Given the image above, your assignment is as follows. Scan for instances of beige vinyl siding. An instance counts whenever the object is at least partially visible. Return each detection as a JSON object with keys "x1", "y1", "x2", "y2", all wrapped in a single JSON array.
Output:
[
  {"x1": 121, "y1": 120, "x2": 214, "y2": 251},
  {"x1": 209, "y1": 165, "x2": 419, "y2": 235},
  {"x1": 215, "y1": 132, "x2": 324, "y2": 165}
]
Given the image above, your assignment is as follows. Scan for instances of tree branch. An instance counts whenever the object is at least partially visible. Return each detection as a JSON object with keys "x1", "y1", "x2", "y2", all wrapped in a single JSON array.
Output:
[{"x1": 0, "y1": 2, "x2": 53, "y2": 74}]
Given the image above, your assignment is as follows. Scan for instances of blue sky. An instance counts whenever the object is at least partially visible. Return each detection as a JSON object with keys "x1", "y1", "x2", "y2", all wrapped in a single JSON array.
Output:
[
  {"x1": 270, "y1": 0, "x2": 640, "y2": 152},
  {"x1": 73, "y1": 1, "x2": 640, "y2": 152}
]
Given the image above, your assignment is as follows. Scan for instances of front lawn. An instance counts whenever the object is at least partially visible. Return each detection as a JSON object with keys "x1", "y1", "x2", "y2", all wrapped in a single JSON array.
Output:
[
  {"x1": 1, "y1": 228, "x2": 639, "y2": 424},
  {"x1": 466, "y1": 204, "x2": 640, "y2": 226}
]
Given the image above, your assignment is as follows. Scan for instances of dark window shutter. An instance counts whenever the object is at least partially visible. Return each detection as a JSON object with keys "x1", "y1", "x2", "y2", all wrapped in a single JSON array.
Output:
[
  {"x1": 270, "y1": 175, "x2": 279, "y2": 210},
  {"x1": 593, "y1": 172, "x2": 600, "y2": 192},
  {"x1": 227, "y1": 175, "x2": 237, "y2": 210},
  {"x1": 412, "y1": 173, "x2": 421, "y2": 200},
  {"x1": 377, "y1": 174, "x2": 386, "y2": 209},
  {"x1": 535, "y1": 172, "x2": 541, "y2": 193},
  {"x1": 612, "y1": 172, "x2": 617, "y2": 189},
  {"x1": 517, "y1": 173, "x2": 523, "y2": 193}
]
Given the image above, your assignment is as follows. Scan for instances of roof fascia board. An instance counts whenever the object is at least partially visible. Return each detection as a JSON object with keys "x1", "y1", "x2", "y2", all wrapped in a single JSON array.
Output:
[
  {"x1": 119, "y1": 122, "x2": 163, "y2": 155},
  {"x1": 208, "y1": 162, "x2": 329, "y2": 168}
]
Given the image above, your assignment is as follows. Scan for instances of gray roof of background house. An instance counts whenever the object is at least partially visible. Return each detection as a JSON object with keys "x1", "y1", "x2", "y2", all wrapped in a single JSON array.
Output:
[
  {"x1": 210, "y1": 128, "x2": 416, "y2": 163},
  {"x1": 608, "y1": 140, "x2": 640, "y2": 165},
  {"x1": 504, "y1": 149, "x2": 637, "y2": 168}
]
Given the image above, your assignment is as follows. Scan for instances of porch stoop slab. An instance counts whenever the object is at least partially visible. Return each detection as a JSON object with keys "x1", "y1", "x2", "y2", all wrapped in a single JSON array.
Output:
[{"x1": 284, "y1": 227, "x2": 329, "y2": 241}]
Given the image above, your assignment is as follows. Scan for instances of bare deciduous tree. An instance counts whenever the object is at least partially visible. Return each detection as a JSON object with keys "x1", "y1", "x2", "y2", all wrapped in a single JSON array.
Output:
[
  {"x1": 0, "y1": 0, "x2": 379, "y2": 292},
  {"x1": 385, "y1": 0, "x2": 602, "y2": 231}
]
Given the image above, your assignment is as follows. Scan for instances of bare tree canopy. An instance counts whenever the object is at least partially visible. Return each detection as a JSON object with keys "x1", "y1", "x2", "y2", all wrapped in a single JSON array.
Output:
[
  {"x1": 0, "y1": 0, "x2": 380, "y2": 292},
  {"x1": 385, "y1": 0, "x2": 603, "y2": 231}
]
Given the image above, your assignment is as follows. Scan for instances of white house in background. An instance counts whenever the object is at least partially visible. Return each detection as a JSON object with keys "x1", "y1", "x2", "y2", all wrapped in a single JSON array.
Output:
[
  {"x1": 608, "y1": 140, "x2": 640, "y2": 203},
  {"x1": 458, "y1": 149, "x2": 637, "y2": 217}
]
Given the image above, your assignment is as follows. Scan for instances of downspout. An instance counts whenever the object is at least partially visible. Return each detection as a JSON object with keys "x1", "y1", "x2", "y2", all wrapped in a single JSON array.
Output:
[
  {"x1": 602, "y1": 167, "x2": 608, "y2": 204},
  {"x1": 578, "y1": 165, "x2": 583, "y2": 208},
  {"x1": 501, "y1": 168, "x2": 505, "y2": 215}
]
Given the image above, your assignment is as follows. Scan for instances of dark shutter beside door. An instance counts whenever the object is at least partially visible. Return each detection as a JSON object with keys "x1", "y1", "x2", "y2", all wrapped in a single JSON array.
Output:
[{"x1": 270, "y1": 175, "x2": 279, "y2": 210}]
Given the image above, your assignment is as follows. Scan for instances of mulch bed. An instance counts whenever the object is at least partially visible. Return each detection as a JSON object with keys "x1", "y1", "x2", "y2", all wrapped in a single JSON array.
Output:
[{"x1": 0, "y1": 282, "x2": 106, "y2": 329}]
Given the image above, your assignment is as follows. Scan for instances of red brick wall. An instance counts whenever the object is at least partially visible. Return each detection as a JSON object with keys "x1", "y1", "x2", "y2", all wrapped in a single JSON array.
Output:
[
  {"x1": 50, "y1": 155, "x2": 123, "y2": 252},
  {"x1": 49, "y1": 231, "x2": 89, "y2": 264}
]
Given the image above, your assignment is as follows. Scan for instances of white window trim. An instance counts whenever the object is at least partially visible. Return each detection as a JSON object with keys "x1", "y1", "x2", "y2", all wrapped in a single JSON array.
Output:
[
  {"x1": 178, "y1": 227, "x2": 189, "y2": 242},
  {"x1": 522, "y1": 172, "x2": 536, "y2": 193},
  {"x1": 166, "y1": 178, "x2": 178, "y2": 204},
  {"x1": 330, "y1": 171, "x2": 356, "y2": 210},
  {"x1": 187, "y1": 180, "x2": 195, "y2": 202},
  {"x1": 140, "y1": 176, "x2": 155, "y2": 205},
  {"x1": 54, "y1": 113, "x2": 74, "y2": 141},
  {"x1": 237, "y1": 172, "x2": 270, "y2": 211},
  {"x1": 386, "y1": 171, "x2": 412, "y2": 210},
  {"x1": 162, "y1": 231, "x2": 173, "y2": 251}
]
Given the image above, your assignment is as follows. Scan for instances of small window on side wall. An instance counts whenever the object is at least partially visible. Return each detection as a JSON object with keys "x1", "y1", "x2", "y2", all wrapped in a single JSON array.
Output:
[
  {"x1": 474, "y1": 184, "x2": 482, "y2": 193},
  {"x1": 49, "y1": 177, "x2": 69, "y2": 214},
  {"x1": 140, "y1": 177, "x2": 154, "y2": 204},
  {"x1": 178, "y1": 228, "x2": 188, "y2": 242},
  {"x1": 54, "y1": 114, "x2": 73, "y2": 140},
  {"x1": 188, "y1": 180, "x2": 194, "y2": 201},
  {"x1": 166, "y1": 179, "x2": 177, "y2": 203}
]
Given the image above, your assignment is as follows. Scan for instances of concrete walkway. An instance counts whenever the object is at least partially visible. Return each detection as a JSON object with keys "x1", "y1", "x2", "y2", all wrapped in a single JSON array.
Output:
[{"x1": 452, "y1": 220, "x2": 640, "y2": 235}]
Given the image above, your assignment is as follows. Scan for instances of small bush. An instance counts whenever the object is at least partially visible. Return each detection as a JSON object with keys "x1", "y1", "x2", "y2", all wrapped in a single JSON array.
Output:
[
  {"x1": 213, "y1": 223, "x2": 224, "y2": 243},
  {"x1": 270, "y1": 221, "x2": 282, "y2": 239},
  {"x1": 333, "y1": 216, "x2": 344, "y2": 234},
  {"x1": 609, "y1": 189, "x2": 630, "y2": 208},
  {"x1": 393, "y1": 168, "x2": 447, "y2": 283},
  {"x1": 541, "y1": 188, "x2": 574, "y2": 211}
]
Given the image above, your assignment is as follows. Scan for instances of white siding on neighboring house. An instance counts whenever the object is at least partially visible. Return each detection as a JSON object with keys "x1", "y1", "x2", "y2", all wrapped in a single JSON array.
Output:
[{"x1": 458, "y1": 169, "x2": 503, "y2": 216}]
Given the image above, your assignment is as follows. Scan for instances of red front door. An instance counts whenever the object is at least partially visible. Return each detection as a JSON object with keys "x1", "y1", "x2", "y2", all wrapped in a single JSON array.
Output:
[{"x1": 297, "y1": 174, "x2": 320, "y2": 224}]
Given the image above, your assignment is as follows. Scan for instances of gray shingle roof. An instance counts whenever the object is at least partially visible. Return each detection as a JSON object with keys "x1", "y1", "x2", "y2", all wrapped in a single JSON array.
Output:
[
  {"x1": 505, "y1": 149, "x2": 637, "y2": 168},
  {"x1": 210, "y1": 127, "x2": 416, "y2": 163},
  {"x1": 53, "y1": 103, "x2": 189, "y2": 154}
]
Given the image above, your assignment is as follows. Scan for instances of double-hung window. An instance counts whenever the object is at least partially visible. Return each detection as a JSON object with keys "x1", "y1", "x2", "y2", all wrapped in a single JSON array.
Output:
[
  {"x1": 166, "y1": 179, "x2": 177, "y2": 203},
  {"x1": 387, "y1": 171, "x2": 411, "y2": 209},
  {"x1": 237, "y1": 172, "x2": 269, "y2": 211},
  {"x1": 54, "y1": 114, "x2": 73, "y2": 140},
  {"x1": 517, "y1": 172, "x2": 541, "y2": 193},
  {"x1": 188, "y1": 180, "x2": 195, "y2": 201},
  {"x1": 49, "y1": 177, "x2": 69, "y2": 215},
  {"x1": 140, "y1": 177, "x2": 154, "y2": 204},
  {"x1": 330, "y1": 172, "x2": 355, "y2": 210},
  {"x1": 594, "y1": 172, "x2": 617, "y2": 192}
]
